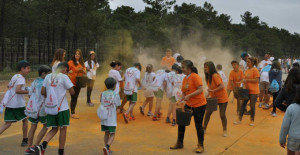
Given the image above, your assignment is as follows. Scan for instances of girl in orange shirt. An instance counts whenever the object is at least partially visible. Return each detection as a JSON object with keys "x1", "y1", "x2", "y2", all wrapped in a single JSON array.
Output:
[
  {"x1": 203, "y1": 61, "x2": 229, "y2": 137},
  {"x1": 170, "y1": 60, "x2": 206, "y2": 154},
  {"x1": 68, "y1": 49, "x2": 86, "y2": 119},
  {"x1": 234, "y1": 57, "x2": 260, "y2": 126}
]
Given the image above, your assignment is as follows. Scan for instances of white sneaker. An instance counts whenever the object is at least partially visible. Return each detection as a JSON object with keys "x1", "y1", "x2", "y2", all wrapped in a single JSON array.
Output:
[
  {"x1": 147, "y1": 112, "x2": 153, "y2": 116},
  {"x1": 271, "y1": 112, "x2": 277, "y2": 117},
  {"x1": 249, "y1": 121, "x2": 254, "y2": 126},
  {"x1": 264, "y1": 103, "x2": 270, "y2": 109},
  {"x1": 223, "y1": 131, "x2": 228, "y2": 137},
  {"x1": 259, "y1": 102, "x2": 263, "y2": 108},
  {"x1": 234, "y1": 120, "x2": 241, "y2": 125}
]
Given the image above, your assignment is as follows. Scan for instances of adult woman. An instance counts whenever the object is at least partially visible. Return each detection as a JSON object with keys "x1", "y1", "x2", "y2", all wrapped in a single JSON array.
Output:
[
  {"x1": 203, "y1": 61, "x2": 229, "y2": 137},
  {"x1": 234, "y1": 57, "x2": 260, "y2": 126},
  {"x1": 51, "y1": 48, "x2": 66, "y2": 73},
  {"x1": 170, "y1": 60, "x2": 207, "y2": 153},
  {"x1": 68, "y1": 49, "x2": 86, "y2": 119},
  {"x1": 268, "y1": 61, "x2": 282, "y2": 117},
  {"x1": 84, "y1": 51, "x2": 99, "y2": 107},
  {"x1": 275, "y1": 67, "x2": 300, "y2": 112}
]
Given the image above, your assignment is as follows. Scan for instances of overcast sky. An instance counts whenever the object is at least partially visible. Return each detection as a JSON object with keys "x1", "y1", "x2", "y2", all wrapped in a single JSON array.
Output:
[{"x1": 109, "y1": 0, "x2": 300, "y2": 34}]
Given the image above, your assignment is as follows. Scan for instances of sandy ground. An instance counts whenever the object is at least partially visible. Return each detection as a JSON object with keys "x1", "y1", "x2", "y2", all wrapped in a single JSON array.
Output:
[{"x1": 0, "y1": 77, "x2": 287, "y2": 155}]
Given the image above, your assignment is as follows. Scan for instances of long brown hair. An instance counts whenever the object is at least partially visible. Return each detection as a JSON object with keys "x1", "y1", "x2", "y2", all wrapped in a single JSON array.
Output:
[
  {"x1": 247, "y1": 57, "x2": 258, "y2": 67},
  {"x1": 71, "y1": 49, "x2": 84, "y2": 66},
  {"x1": 87, "y1": 51, "x2": 98, "y2": 69},
  {"x1": 204, "y1": 61, "x2": 218, "y2": 85},
  {"x1": 51, "y1": 48, "x2": 66, "y2": 66},
  {"x1": 284, "y1": 67, "x2": 300, "y2": 93}
]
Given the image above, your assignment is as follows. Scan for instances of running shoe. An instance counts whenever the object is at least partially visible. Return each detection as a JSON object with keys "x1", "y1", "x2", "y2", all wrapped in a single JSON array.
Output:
[
  {"x1": 103, "y1": 147, "x2": 109, "y2": 155},
  {"x1": 196, "y1": 145, "x2": 204, "y2": 153},
  {"x1": 271, "y1": 112, "x2": 277, "y2": 117},
  {"x1": 263, "y1": 103, "x2": 270, "y2": 109},
  {"x1": 147, "y1": 112, "x2": 153, "y2": 116},
  {"x1": 25, "y1": 146, "x2": 37, "y2": 155},
  {"x1": 172, "y1": 119, "x2": 176, "y2": 126},
  {"x1": 36, "y1": 145, "x2": 45, "y2": 155},
  {"x1": 21, "y1": 138, "x2": 28, "y2": 147},
  {"x1": 152, "y1": 116, "x2": 160, "y2": 121},
  {"x1": 249, "y1": 121, "x2": 255, "y2": 126},
  {"x1": 129, "y1": 116, "x2": 136, "y2": 121},
  {"x1": 165, "y1": 117, "x2": 171, "y2": 123},
  {"x1": 139, "y1": 106, "x2": 144, "y2": 115},
  {"x1": 234, "y1": 120, "x2": 241, "y2": 125},
  {"x1": 223, "y1": 130, "x2": 228, "y2": 137},
  {"x1": 258, "y1": 102, "x2": 263, "y2": 108},
  {"x1": 87, "y1": 102, "x2": 95, "y2": 107}
]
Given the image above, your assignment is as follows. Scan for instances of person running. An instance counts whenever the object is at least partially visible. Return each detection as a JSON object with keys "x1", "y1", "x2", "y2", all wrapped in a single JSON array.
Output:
[
  {"x1": 152, "y1": 68, "x2": 167, "y2": 121},
  {"x1": 98, "y1": 77, "x2": 121, "y2": 155},
  {"x1": 140, "y1": 64, "x2": 155, "y2": 116},
  {"x1": 268, "y1": 61, "x2": 282, "y2": 117},
  {"x1": 25, "y1": 65, "x2": 51, "y2": 155},
  {"x1": 234, "y1": 57, "x2": 260, "y2": 126},
  {"x1": 170, "y1": 60, "x2": 207, "y2": 153},
  {"x1": 227, "y1": 60, "x2": 244, "y2": 114},
  {"x1": 165, "y1": 64, "x2": 178, "y2": 126},
  {"x1": 203, "y1": 61, "x2": 229, "y2": 137},
  {"x1": 51, "y1": 48, "x2": 66, "y2": 73},
  {"x1": 279, "y1": 85, "x2": 300, "y2": 155},
  {"x1": 68, "y1": 49, "x2": 87, "y2": 119},
  {"x1": 122, "y1": 63, "x2": 141, "y2": 123},
  {"x1": 85, "y1": 51, "x2": 99, "y2": 107}
]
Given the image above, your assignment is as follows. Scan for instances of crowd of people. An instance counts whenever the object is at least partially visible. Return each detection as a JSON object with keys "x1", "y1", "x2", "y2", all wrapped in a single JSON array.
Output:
[{"x1": 0, "y1": 48, "x2": 300, "y2": 155}]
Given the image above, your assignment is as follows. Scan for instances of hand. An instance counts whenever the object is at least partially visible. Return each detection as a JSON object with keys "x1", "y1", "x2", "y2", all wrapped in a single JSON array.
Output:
[
  {"x1": 207, "y1": 88, "x2": 214, "y2": 92},
  {"x1": 69, "y1": 70, "x2": 73, "y2": 74},
  {"x1": 184, "y1": 95, "x2": 190, "y2": 101},
  {"x1": 280, "y1": 143, "x2": 286, "y2": 148}
]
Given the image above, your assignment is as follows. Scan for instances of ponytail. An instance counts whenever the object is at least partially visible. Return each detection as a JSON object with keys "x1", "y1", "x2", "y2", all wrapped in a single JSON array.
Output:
[
  {"x1": 248, "y1": 57, "x2": 258, "y2": 67},
  {"x1": 191, "y1": 66, "x2": 198, "y2": 74},
  {"x1": 182, "y1": 60, "x2": 198, "y2": 74}
]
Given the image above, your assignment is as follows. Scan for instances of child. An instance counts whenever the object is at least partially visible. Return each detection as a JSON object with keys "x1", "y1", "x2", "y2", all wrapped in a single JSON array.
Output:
[
  {"x1": 0, "y1": 60, "x2": 31, "y2": 146},
  {"x1": 122, "y1": 63, "x2": 141, "y2": 123},
  {"x1": 227, "y1": 61, "x2": 244, "y2": 114},
  {"x1": 98, "y1": 77, "x2": 121, "y2": 155},
  {"x1": 279, "y1": 85, "x2": 300, "y2": 155},
  {"x1": 51, "y1": 48, "x2": 66, "y2": 73},
  {"x1": 165, "y1": 64, "x2": 178, "y2": 126},
  {"x1": 140, "y1": 64, "x2": 155, "y2": 116},
  {"x1": 25, "y1": 65, "x2": 51, "y2": 154},
  {"x1": 34, "y1": 62, "x2": 75, "y2": 155},
  {"x1": 85, "y1": 51, "x2": 100, "y2": 107},
  {"x1": 152, "y1": 68, "x2": 167, "y2": 121},
  {"x1": 216, "y1": 64, "x2": 228, "y2": 86},
  {"x1": 175, "y1": 55, "x2": 184, "y2": 67},
  {"x1": 161, "y1": 49, "x2": 176, "y2": 70}
]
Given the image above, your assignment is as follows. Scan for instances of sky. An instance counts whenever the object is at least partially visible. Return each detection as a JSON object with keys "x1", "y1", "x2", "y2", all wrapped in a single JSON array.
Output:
[{"x1": 109, "y1": 0, "x2": 300, "y2": 34}]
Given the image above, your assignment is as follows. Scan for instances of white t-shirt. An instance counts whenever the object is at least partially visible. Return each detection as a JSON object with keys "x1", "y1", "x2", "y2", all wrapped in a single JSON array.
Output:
[
  {"x1": 124, "y1": 67, "x2": 140, "y2": 95},
  {"x1": 6, "y1": 74, "x2": 26, "y2": 108},
  {"x1": 52, "y1": 61, "x2": 60, "y2": 73},
  {"x1": 109, "y1": 69, "x2": 123, "y2": 94},
  {"x1": 151, "y1": 69, "x2": 166, "y2": 91},
  {"x1": 142, "y1": 72, "x2": 156, "y2": 88},
  {"x1": 175, "y1": 62, "x2": 182, "y2": 67},
  {"x1": 100, "y1": 90, "x2": 121, "y2": 126},
  {"x1": 258, "y1": 60, "x2": 272, "y2": 71},
  {"x1": 42, "y1": 73, "x2": 74, "y2": 112},
  {"x1": 29, "y1": 77, "x2": 46, "y2": 116},
  {"x1": 218, "y1": 71, "x2": 228, "y2": 83},
  {"x1": 260, "y1": 72, "x2": 269, "y2": 82},
  {"x1": 85, "y1": 61, "x2": 99, "y2": 80},
  {"x1": 165, "y1": 71, "x2": 176, "y2": 98},
  {"x1": 239, "y1": 60, "x2": 247, "y2": 72}
]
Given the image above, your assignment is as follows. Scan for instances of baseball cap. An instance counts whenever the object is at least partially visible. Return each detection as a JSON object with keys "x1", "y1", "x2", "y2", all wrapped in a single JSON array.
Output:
[{"x1": 240, "y1": 51, "x2": 248, "y2": 58}]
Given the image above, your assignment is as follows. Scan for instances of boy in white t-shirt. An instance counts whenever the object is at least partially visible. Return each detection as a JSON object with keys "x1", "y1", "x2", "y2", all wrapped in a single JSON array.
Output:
[
  {"x1": 152, "y1": 68, "x2": 167, "y2": 121},
  {"x1": 25, "y1": 65, "x2": 52, "y2": 154},
  {"x1": 98, "y1": 77, "x2": 121, "y2": 155},
  {"x1": 122, "y1": 63, "x2": 141, "y2": 123},
  {"x1": 0, "y1": 60, "x2": 31, "y2": 146},
  {"x1": 216, "y1": 64, "x2": 228, "y2": 85},
  {"x1": 34, "y1": 62, "x2": 74, "y2": 155}
]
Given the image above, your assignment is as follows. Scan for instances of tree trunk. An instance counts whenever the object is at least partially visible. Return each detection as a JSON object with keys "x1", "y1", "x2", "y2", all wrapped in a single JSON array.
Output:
[
  {"x1": 0, "y1": 0, "x2": 6, "y2": 70},
  {"x1": 60, "y1": 8, "x2": 70, "y2": 48}
]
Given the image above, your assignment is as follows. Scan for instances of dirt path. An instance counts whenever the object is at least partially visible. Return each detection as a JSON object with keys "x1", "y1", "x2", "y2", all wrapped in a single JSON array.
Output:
[{"x1": 0, "y1": 78, "x2": 286, "y2": 155}]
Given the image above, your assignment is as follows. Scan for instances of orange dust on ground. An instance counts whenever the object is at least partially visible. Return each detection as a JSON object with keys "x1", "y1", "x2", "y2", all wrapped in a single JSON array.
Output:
[{"x1": 0, "y1": 78, "x2": 286, "y2": 155}]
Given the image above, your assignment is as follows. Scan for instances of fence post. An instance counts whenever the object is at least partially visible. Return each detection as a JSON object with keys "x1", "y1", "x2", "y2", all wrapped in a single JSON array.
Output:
[{"x1": 24, "y1": 37, "x2": 28, "y2": 60}]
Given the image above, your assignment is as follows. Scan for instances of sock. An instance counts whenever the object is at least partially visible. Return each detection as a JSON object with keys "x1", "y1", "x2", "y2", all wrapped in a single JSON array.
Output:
[
  {"x1": 106, "y1": 144, "x2": 110, "y2": 150},
  {"x1": 58, "y1": 149, "x2": 64, "y2": 155},
  {"x1": 42, "y1": 141, "x2": 48, "y2": 150}
]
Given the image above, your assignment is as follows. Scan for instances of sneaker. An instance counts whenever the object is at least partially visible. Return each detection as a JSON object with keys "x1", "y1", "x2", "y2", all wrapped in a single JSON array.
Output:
[
  {"x1": 234, "y1": 120, "x2": 241, "y2": 125},
  {"x1": 103, "y1": 147, "x2": 109, "y2": 155},
  {"x1": 271, "y1": 112, "x2": 277, "y2": 117},
  {"x1": 263, "y1": 103, "x2": 270, "y2": 109},
  {"x1": 196, "y1": 145, "x2": 204, "y2": 153},
  {"x1": 21, "y1": 138, "x2": 28, "y2": 147},
  {"x1": 170, "y1": 143, "x2": 183, "y2": 149},
  {"x1": 25, "y1": 146, "x2": 37, "y2": 154},
  {"x1": 147, "y1": 112, "x2": 153, "y2": 116},
  {"x1": 172, "y1": 119, "x2": 176, "y2": 126},
  {"x1": 166, "y1": 117, "x2": 171, "y2": 123},
  {"x1": 71, "y1": 114, "x2": 80, "y2": 119},
  {"x1": 129, "y1": 116, "x2": 136, "y2": 121},
  {"x1": 152, "y1": 116, "x2": 160, "y2": 121},
  {"x1": 109, "y1": 150, "x2": 112, "y2": 155},
  {"x1": 249, "y1": 121, "x2": 255, "y2": 126},
  {"x1": 87, "y1": 102, "x2": 94, "y2": 107},
  {"x1": 259, "y1": 102, "x2": 263, "y2": 108},
  {"x1": 139, "y1": 106, "x2": 144, "y2": 115},
  {"x1": 223, "y1": 131, "x2": 228, "y2": 137},
  {"x1": 123, "y1": 113, "x2": 129, "y2": 124},
  {"x1": 36, "y1": 145, "x2": 45, "y2": 155}
]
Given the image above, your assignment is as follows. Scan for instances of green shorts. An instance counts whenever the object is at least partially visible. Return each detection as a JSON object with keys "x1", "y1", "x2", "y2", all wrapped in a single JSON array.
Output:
[
  {"x1": 154, "y1": 89, "x2": 164, "y2": 99},
  {"x1": 4, "y1": 107, "x2": 27, "y2": 122},
  {"x1": 28, "y1": 116, "x2": 47, "y2": 124},
  {"x1": 126, "y1": 92, "x2": 138, "y2": 102},
  {"x1": 170, "y1": 96, "x2": 176, "y2": 103},
  {"x1": 46, "y1": 110, "x2": 70, "y2": 128},
  {"x1": 101, "y1": 125, "x2": 116, "y2": 133}
]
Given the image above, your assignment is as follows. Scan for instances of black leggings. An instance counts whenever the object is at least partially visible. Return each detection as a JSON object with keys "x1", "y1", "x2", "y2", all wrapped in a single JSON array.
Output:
[
  {"x1": 87, "y1": 79, "x2": 95, "y2": 103},
  {"x1": 203, "y1": 102, "x2": 228, "y2": 131},
  {"x1": 177, "y1": 104, "x2": 206, "y2": 146},
  {"x1": 70, "y1": 86, "x2": 81, "y2": 114},
  {"x1": 272, "y1": 91, "x2": 280, "y2": 113},
  {"x1": 239, "y1": 94, "x2": 258, "y2": 121}
]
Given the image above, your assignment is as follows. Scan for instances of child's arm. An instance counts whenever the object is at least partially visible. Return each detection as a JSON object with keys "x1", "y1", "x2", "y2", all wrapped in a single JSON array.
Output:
[
  {"x1": 136, "y1": 78, "x2": 141, "y2": 88},
  {"x1": 41, "y1": 86, "x2": 47, "y2": 97},
  {"x1": 68, "y1": 87, "x2": 75, "y2": 96},
  {"x1": 15, "y1": 84, "x2": 29, "y2": 94}
]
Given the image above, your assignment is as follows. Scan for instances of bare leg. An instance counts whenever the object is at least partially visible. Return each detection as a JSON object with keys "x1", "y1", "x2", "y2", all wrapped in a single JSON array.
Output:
[
  {"x1": 130, "y1": 103, "x2": 136, "y2": 117},
  {"x1": 0, "y1": 122, "x2": 12, "y2": 135},
  {"x1": 172, "y1": 104, "x2": 176, "y2": 120},
  {"x1": 28, "y1": 124, "x2": 37, "y2": 147},
  {"x1": 259, "y1": 90, "x2": 265, "y2": 103},
  {"x1": 264, "y1": 91, "x2": 270, "y2": 105},
  {"x1": 107, "y1": 133, "x2": 115, "y2": 146},
  {"x1": 34, "y1": 124, "x2": 48, "y2": 145},
  {"x1": 59, "y1": 127, "x2": 67, "y2": 149},
  {"x1": 104, "y1": 131, "x2": 110, "y2": 145},
  {"x1": 22, "y1": 118, "x2": 28, "y2": 139},
  {"x1": 142, "y1": 98, "x2": 150, "y2": 111},
  {"x1": 43, "y1": 127, "x2": 58, "y2": 142},
  {"x1": 167, "y1": 101, "x2": 172, "y2": 118},
  {"x1": 154, "y1": 98, "x2": 162, "y2": 116},
  {"x1": 148, "y1": 97, "x2": 154, "y2": 112}
]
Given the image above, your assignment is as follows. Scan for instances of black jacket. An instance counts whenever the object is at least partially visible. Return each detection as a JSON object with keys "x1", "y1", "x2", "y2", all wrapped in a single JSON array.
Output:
[{"x1": 274, "y1": 85, "x2": 297, "y2": 112}]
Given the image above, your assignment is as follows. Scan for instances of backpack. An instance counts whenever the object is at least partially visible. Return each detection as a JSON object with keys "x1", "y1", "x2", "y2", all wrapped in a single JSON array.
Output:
[
  {"x1": 269, "y1": 80, "x2": 280, "y2": 93},
  {"x1": 97, "y1": 92, "x2": 115, "y2": 121},
  {"x1": 25, "y1": 81, "x2": 43, "y2": 119}
]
